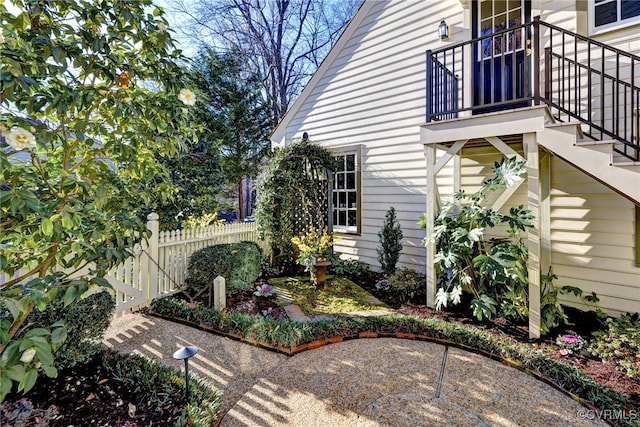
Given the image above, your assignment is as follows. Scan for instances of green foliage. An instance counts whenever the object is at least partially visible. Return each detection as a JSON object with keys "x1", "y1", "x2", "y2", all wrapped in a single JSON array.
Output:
[
  {"x1": 185, "y1": 242, "x2": 263, "y2": 296},
  {"x1": 256, "y1": 141, "x2": 340, "y2": 269},
  {"x1": 22, "y1": 291, "x2": 115, "y2": 369},
  {"x1": 422, "y1": 157, "x2": 532, "y2": 321},
  {"x1": 188, "y1": 47, "x2": 273, "y2": 220},
  {"x1": 330, "y1": 255, "x2": 370, "y2": 281},
  {"x1": 100, "y1": 349, "x2": 222, "y2": 424},
  {"x1": 377, "y1": 207, "x2": 403, "y2": 276},
  {"x1": 0, "y1": 0, "x2": 198, "y2": 399},
  {"x1": 588, "y1": 313, "x2": 640, "y2": 378},
  {"x1": 148, "y1": 298, "x2": 633, "y2": 421},
  {"x1": 387, "y1": 268, "x2": 426, "y2": 304}
]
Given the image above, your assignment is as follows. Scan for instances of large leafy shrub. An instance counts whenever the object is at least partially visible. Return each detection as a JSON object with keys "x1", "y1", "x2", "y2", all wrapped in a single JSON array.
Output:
[
  {"x1": 377, "y1": 207, "x2": 403, "y2": 276},
  {"x1": 421, "y1": 157, "x2": 534, "y2": 322},
  {"x1": 0, "y1": 0, "x2": 198, "y2": 399},
  {"x1": 588, "y1": 313, "x2": 640, "y2": 378},
  {"x1": 185, "y1": 242, "x2": 263, "y2": 296}
]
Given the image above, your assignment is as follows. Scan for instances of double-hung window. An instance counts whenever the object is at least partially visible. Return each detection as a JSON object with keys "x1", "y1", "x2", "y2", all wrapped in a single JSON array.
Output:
[
  {"x1": 332, "y1": 147, "x2": 361, "y2": 234},
  {"x1": 589, "y1": 0, "x2": 640, "y2": 34}
]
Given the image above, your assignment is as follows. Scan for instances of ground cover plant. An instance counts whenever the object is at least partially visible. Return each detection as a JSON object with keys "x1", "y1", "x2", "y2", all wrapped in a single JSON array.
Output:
[
  {"x1": 0, "y1": 348, "x2": 222, "y2": 426},
  {"x1": 146, "y1": 295, "x2": 639, "y2": 426}
]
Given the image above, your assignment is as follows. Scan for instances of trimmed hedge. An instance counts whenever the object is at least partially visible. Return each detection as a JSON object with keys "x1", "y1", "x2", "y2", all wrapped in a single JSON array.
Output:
[{"x1": 185, "y1": 242, "x2": 263, "y2": 296}]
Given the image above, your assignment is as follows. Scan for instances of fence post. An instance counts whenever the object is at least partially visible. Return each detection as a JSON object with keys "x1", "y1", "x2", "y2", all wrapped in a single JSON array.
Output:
[
  {"x1": 213, "y1": 275, "x2": 226, "y2": 310},
  {"x1": 147, "y1": 213, "x2": 160, "y2": 303}
]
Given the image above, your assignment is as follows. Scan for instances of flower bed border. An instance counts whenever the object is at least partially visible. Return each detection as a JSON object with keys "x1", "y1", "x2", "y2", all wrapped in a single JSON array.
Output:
[{"x1": 146, "y1": 298, "x2": 638, "y2": 427}]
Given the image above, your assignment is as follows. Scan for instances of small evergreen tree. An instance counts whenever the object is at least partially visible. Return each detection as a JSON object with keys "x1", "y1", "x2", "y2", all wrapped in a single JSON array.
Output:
[{"x1": 377, "y1": 207, "x2": 403, "y2": 276}]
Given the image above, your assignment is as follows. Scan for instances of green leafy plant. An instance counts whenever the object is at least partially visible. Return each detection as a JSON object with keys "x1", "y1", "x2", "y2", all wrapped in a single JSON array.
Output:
[
  {"x1": 421, "y1": 157, "x2": 533, "y2": 321},
  {"x1": 21, "y1": 291, "x2": 115, "y2": 369},
  {"x1": 330, "y1": 254, "x2": 370, "y2": 281},
  {"x1": 256, "y1": 141, "x2": 340, "y2": 269},
  {"x1": 291, "y1": 226, "x2": 334, "y2": 284},
  {"x1": 0, "y1": 0, "x2": 197, "y2": 399},
  {"x1": 387, "y1": 268, "x2": 426, "y2": 304},
  {"x1": 588, "y1": 313, "x2": 640, "y2": 378},
  {"x1": 100, "y1": 349, "x2": 222, "y2": 424},
  {"x1": 377, "y1": 207, "x2": 403, "y2": 276},
  {"x1": 185, "y1": 242, "x2": 263, "y2": 296}
]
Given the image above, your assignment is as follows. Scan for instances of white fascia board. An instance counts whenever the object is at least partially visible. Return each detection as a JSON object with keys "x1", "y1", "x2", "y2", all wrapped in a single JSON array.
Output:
[{"x1": 269, "y1": 0, "x2": 376, "y2": 146}]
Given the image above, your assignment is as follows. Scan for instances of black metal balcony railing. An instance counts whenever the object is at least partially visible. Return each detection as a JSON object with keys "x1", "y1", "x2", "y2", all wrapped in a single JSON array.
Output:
[{"x1": 426, "y1": 17, "x2": 640, "y2": 162}]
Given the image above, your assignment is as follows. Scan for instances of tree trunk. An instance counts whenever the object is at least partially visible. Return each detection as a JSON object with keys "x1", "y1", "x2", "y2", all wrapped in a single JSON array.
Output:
[{"x1": 237, "y1": 179, "x2": 245, "y2": 221}]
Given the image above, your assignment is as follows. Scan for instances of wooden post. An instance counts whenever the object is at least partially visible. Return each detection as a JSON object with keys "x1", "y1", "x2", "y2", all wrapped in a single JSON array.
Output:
[
  {"x1": 425, "y1": 145, "x2": 437, "y2": 308},
  {"x1": 146, "y1": 213, "x2": 160, "y2": 304},
  {"x1": 525, "y1": 134, "x2": 541, "y2": 339},
  {"x1": 213, "y1": 276, "x2": 226, "y2": 310}
]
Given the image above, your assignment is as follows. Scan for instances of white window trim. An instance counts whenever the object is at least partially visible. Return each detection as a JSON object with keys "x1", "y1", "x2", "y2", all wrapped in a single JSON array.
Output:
[
  {"x1": 588, "y1": 0, "x2": 640, "y2": 36},
  {"x1": 331, "y1": 145, "x2": 361, "y2": 235}
]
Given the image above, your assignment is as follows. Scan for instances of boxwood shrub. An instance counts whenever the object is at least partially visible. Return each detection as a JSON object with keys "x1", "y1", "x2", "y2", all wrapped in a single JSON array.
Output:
[{"x1": 185, "y1": 242, "x2": 263, "y2": 296}]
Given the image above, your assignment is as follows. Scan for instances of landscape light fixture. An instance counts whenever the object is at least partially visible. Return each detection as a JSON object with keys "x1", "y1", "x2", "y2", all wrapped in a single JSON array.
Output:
[
  {"x1": 438, "y1": 19, "x2": 449, "y2": 41},
  {"x1": 173, "y1": 345, "x2": 199, "y2": 401}
]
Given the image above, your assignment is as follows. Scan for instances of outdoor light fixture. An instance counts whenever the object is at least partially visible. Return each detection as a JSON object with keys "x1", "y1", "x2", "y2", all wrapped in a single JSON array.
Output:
[
  {"x1": 173, "y1": 345, "x2": 199, "y2": 401},
  {"x1": 438, "y1": 19, "x2": 449, "y2": 41}
]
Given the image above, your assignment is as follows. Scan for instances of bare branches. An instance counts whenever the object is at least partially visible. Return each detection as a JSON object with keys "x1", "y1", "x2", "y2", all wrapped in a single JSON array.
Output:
[{"x1": 168, "y1": 0, "x2": 362, "y2": 121}]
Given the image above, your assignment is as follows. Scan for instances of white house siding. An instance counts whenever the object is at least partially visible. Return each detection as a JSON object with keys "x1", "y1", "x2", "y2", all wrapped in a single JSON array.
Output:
[
  {"x1": 550, "y1": 157, "x2": 640, "y2": 316},
  {"x1": 278, "y1": 0, "x2": 466, "y2": 272},
  {"x1": 538, "y1": 1, "x2": 640, "y2": 148},
  {"x1": 459, "y1": 145, "x2": 640, "y2": 316}
]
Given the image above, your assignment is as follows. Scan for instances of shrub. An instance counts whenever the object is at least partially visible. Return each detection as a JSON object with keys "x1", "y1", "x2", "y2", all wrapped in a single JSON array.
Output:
[
  {"x1": 377, "y1": 207, "x2": 403, "y2": 276},
  {"x1": 387, "y1": 268, "x2": 426, "y2": 304},
  {"x1": 100, "y1": 348, "x2": 221, "y2": 425},
  {"x1": 331, "y1": 254, "x2": 370, "y2": 281},
  {"x1": 24, "y1": 291, "x2": 115, "y2": 369},
  {"x1": 185, "y1": 242, "x2": 263, "y2": 296},
  {"x1": 420, "y1": 158, "x2": 533, "y2": 321},
  {"x1": 588, "y1": 313, "x2": 640, "y2": 378}
]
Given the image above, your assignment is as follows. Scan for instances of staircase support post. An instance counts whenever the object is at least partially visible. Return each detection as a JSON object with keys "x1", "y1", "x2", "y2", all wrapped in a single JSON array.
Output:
[
  {"x1": 525, "y1": 134, "x2": 544, "y2": 339},
  {"x1": 425, "y1": 144, "x2": 437, "y2": 308}
]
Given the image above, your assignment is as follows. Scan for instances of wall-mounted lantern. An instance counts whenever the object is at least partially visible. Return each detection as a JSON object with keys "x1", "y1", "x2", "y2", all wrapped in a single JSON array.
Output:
[{"x1": 438, "y1": 19, "x2": 449, "y2": 41}]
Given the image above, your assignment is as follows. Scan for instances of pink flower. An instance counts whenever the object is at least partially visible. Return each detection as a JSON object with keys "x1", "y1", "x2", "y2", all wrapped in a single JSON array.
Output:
[{"x1": 561, "y1": 334, "x2": 579, "y2": 344}]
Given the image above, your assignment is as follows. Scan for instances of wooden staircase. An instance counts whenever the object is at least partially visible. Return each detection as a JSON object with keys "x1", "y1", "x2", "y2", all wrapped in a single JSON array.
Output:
[{"x1": 537, "y1": 122, "x2": 640, "y2": 205}]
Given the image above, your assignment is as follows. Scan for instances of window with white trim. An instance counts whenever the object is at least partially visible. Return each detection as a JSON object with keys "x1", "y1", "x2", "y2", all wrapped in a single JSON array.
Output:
[
  {"x1": 332, "y1": 148, "x2": 360, "y2": 234},
  {"x1": 589, "y1": 0, "x2": 640, "y2": 34}
]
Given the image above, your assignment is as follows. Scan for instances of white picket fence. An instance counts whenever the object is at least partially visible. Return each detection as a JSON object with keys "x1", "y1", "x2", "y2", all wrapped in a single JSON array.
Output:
[{"x1": 1, "y1": 213, "x2": 269, "y2": 315}]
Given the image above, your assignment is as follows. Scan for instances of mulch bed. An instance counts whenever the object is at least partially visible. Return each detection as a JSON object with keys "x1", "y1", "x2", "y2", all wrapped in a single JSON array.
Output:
[{"x1": 397, "y1": 303, "x2": 640, "y2": 407}]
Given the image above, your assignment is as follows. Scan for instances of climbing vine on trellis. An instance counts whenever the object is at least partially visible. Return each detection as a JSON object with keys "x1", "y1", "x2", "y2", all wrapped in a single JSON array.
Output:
[{"x1": 256, "y1": 141, "x2": 340, "y2": 269}]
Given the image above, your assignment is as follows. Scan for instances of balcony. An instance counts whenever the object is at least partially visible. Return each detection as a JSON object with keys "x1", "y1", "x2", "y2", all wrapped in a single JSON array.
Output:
[{"x1": 426, "y1": 17, "x2": 640, "y2": 162}]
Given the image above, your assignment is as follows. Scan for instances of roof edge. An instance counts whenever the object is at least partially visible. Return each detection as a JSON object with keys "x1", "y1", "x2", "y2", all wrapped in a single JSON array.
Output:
[{"x1": 269, "y1": 0, "x2": 376, "y2": 146}]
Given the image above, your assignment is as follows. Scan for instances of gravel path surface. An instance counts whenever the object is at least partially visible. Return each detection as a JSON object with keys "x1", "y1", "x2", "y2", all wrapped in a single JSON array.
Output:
[{"x1": 104, "y1": 313, "x2": 606, "y2": 427}]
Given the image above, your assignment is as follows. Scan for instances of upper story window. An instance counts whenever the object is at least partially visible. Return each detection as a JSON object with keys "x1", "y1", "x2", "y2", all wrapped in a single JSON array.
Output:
[
  {"x1": 589, "y1": 0, "x2": 640, "y2": 34},
  {"x1": 332, "y1": 147, "x2": 361, "y2": 234}
]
